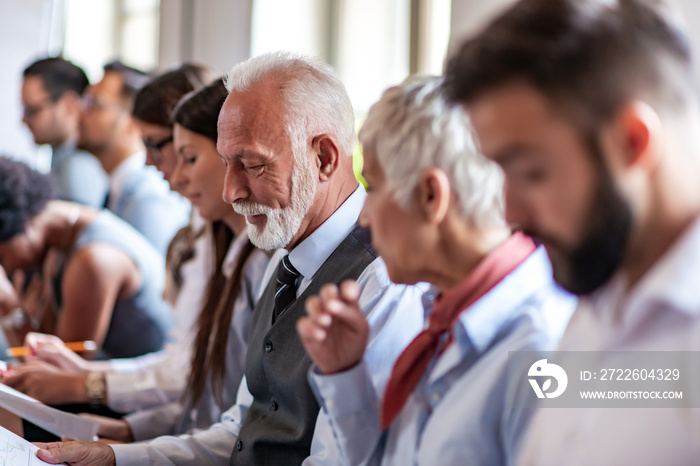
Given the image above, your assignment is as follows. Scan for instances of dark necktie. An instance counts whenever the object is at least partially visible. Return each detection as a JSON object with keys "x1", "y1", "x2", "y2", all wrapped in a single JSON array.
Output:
[{"x1": 273, "y1": 254, "x2": 301, "y2": 322}]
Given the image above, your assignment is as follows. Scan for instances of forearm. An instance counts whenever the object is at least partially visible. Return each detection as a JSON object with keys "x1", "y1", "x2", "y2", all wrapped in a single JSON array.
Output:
[{"x1": 111, "y1": 419, "x2": 238, "y2": 466}]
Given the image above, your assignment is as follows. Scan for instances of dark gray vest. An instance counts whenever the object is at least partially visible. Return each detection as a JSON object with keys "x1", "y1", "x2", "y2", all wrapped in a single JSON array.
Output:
[{"x1": 230, "y1": 226, "x2": 375, "y2": 465}]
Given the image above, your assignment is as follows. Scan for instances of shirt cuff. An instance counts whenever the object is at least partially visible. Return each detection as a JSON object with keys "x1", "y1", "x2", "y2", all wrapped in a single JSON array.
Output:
[
  {"x1": 309, "y1": 359, "x2": 379, "y2": 419},
  {"x1": 124, "y1": 403, "x2": 181, "y2": 441},
  {"x1": 111, "y1": 443, "x2": 150, "y2": 466}
]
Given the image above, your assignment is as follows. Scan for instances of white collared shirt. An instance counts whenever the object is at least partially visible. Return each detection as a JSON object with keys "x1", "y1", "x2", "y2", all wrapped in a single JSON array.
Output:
[
  {"x1": 290, "y1": 183, "x2": 365, "y2": 295},
  {"x1": 254, "y1": 183, "x2": 365, "y2": 300},
  {"x1": 517, "y1": 217, "x2": 700, "y2": 466}
]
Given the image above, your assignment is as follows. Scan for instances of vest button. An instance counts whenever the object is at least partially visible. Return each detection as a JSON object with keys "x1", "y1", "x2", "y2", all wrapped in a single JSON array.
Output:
[
  {"x1": 235, "y1": 440, "x2": 243, "y2": 451},
  {"x1": 264, "y1": 340, "x2": 273, "y2": 352},
  {"x1": 271, "y1": 400, "x2": 279, "y2": 411}
]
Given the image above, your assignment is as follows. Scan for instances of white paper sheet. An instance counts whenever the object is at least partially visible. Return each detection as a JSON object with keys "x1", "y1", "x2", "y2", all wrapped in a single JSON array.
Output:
[
  {"x1": 0, "y1": 383, "x2": 98, "y2": 441},
  {"x1": 0, "y1": 425, "x2": 53, "y2": 465}
]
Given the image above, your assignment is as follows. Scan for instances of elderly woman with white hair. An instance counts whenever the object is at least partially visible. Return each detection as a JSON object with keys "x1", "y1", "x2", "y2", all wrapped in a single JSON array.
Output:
[{"x1": 297, "y1": 76, "x2": 577, "y2": 466}]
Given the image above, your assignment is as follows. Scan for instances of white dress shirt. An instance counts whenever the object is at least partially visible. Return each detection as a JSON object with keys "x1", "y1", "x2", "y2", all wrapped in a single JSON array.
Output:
[
  {"x1": 517, "y1": 216, "x2": 700, "y2": 466},
  {"x1": 111, "y1": 184, "x2": 428, "y2": 465}
]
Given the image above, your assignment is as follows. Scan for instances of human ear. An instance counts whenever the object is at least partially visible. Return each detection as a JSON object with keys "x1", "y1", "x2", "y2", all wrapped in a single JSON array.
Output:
[
  {"x1": 311, "y1": 134, "x2": 340, "y2": 181},
  {"x1": 606, "y1": 101, "x2": 663, "y2": 172},
  {"x1": 416, "y1": 168, "x2": 451, "y2": 224}
]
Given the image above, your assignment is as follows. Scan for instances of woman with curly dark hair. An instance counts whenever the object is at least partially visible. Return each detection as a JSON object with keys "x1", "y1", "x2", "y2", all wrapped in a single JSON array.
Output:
[{"x1": 0, "y1": 157, "x2": 172, "y2": 362}]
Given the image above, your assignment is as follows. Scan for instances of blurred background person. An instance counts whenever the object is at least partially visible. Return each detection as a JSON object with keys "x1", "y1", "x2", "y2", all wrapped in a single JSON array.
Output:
[
  {"x1": 21, "y1": 57, "x2": 108, "y2": 208},
  {"x1": 4, "y1": 64, "x2": 218, "y2": 419},
  {"x1": 0, "y1": 157, "x2": 172, "y2": 361},
  {"x1": 79, "y1": 61, "x2": 189, "y2": 255}
]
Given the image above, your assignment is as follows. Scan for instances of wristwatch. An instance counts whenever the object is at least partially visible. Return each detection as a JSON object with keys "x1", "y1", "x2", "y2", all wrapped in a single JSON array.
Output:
[{"x1": 85, "y1": 371, "x2": 106, "y2": 407}]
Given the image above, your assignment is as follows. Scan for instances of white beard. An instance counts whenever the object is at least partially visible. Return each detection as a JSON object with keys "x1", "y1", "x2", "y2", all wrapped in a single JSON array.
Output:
[{"x1": 232, "y1": 155, "x2": 317, "y2": 250}]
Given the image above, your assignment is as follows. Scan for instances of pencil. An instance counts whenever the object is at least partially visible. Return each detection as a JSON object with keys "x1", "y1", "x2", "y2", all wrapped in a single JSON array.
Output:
[{"x1": 5, "y1": 340, "x2": 97, "y2": 358}]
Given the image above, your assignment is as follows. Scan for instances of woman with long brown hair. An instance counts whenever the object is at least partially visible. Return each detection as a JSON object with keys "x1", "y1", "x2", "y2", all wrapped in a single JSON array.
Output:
[{"x1": 84, "y1": 79, "x2": 270, "y2": 442}]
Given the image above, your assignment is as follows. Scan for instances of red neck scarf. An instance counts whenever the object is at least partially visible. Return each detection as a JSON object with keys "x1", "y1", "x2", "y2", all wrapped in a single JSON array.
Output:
[{"x1": 379, "y1": 232, "x2": 536, "y2": 430}]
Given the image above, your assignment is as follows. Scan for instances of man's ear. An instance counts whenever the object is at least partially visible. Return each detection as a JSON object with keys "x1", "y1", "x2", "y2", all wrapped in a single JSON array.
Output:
[
  {"x1": 605, "y1": 101, "x2": 663, "y2": 172},
  {"x1": 311, "y1": 134, "x2": 341, "y2": 181},
  {"x1": 415, "y1": 168, "x2": 451, "y2": 224}
]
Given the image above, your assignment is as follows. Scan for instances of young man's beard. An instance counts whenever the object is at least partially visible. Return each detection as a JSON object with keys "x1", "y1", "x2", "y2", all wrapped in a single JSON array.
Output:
[{"x1": 525, "y1": 167, "x2": 632, "y2": 296}]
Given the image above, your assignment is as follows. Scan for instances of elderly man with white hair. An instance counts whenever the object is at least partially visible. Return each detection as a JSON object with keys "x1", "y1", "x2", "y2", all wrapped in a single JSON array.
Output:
[
  {"x1": 296, "y1": 76, "x2": 577, "y2": 466},
  {"x1": 32, "y1": 53, "x2": 427, "y2": 466}
]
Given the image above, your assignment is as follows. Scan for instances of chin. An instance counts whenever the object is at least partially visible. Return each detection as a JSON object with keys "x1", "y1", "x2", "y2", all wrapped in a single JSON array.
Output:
[{"x1": 385, "y1": 266, "x2": 410, "y2": 286}]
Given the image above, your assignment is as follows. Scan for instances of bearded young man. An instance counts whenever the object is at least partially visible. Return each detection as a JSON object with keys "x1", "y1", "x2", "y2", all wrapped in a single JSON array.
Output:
[{"x1": 446, "y1": 0, "x2": 700, "y2": 464}]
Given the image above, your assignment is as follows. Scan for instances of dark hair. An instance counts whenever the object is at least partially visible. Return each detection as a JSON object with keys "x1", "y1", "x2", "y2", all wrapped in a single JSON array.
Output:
[
  {"x1": 173, "y1": 78, "x2": 227, "y2": 142},
  {"x1": 103, "y1": 60, "x2": 151, "y2": 108},
  {"x1": 185, "y1": 223, "x2": 256, "y2": 407},
  {"x1": 0, "y1": 157, "x2": 54, "y2": 242},
  {"x1": 23, "y1": 57, "x2": 89, "y2": 100},
  {"x1": 445, "y1": 0, "x2": 693, "y2": 133},
  {"x1": 132, "y1": 63, "x2": 215, "y2": 127},
  {"x1": 177, "y1": 77, "x2": 257, "y2": 407}
]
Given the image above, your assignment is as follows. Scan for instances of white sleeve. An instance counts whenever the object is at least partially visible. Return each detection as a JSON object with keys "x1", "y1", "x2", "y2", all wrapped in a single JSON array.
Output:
[{"x1": 111, "y1": 376, "x2": 253, "y2": 466}]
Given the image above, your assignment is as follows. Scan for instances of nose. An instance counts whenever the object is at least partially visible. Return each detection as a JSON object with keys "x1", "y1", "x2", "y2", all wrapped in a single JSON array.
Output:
[
  {"x1": 170, "y1": 158, "x2": 188, "y2": 194},
  {"x1": 144, "y1": 151, "x2": 156, "y2": 168},
  {"x1": 222, "y1": 167, "x2": 250, "y2": 204}
]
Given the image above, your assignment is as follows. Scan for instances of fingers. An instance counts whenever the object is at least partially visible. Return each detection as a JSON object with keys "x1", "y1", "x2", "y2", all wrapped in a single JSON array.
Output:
[
  {"x1": 339, "y1": 280, "x2": 361, "y2": 303},
  {"x1": 35, "y1": 440, "x2": 116, "y2": 466},
  {"x1": 2, "y1": 371, "x2": 27, "y2": 391}
]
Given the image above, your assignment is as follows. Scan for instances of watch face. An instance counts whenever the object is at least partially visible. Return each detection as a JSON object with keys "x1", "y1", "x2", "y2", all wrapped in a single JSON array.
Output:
[{"x1": 86, "y1": 372, "x2": 106, "y2": 404}]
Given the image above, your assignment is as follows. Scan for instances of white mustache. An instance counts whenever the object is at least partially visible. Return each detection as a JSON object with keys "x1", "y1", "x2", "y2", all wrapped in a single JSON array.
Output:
[{"x1": 232, "y1": 202, "x2": 273, "y2": 217}]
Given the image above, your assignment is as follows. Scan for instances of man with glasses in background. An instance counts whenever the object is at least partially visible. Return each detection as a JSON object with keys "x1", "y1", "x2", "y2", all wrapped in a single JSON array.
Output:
[
  {"x1": 21, "y1": 57, "x2": 108, "y2": 208},
  {"x1": 79, "y1": 61, "x2": 189, "y2": 255}
]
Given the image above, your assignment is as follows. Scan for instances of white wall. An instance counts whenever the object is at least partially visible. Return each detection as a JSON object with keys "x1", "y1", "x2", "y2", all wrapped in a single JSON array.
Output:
[
  {"x1": 0, "y1": 0, "x2": 54, "y2": 165},
  {"x1": 159, "y1": 0, "x2": 252, "y2": 75}
]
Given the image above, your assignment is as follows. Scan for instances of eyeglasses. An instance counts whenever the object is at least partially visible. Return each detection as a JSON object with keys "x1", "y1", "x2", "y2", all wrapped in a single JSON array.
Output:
[
  {"x1": 22, "y1": 96, "x2": 55, "y2": 118},
  {"x1": 144, "y1": 136, "x2": 174, "y2": 164}
]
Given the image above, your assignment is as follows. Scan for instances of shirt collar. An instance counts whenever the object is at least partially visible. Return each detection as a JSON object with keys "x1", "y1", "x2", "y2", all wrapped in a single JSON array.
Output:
[
  {"x1": 588, "y1": 215, "x2": 700, "y2": 327},
  {"x1": 288, "y1": 183, "x2": 363, "y2": 281},
  {"x1": 108, "y1": 152, "x2": 146, "y2": 208},
  {"x1": 52, "y1": 138, "x2": 77, "y2": 163},
  {"x1": 455, "y1": 246, "x2": 555, "y2": 353}
]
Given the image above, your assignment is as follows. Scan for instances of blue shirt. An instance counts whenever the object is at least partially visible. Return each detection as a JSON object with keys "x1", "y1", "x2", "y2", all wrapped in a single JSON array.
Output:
[
  {"x1": 107, "y1": 153, "x2": 190, "y2": 255},
  {"x1": 50, "y1": 139, "x2": 108, "y2": 208},
  {"x1": 308, "y1": 247, "x2": 577, "y2": 466}
]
